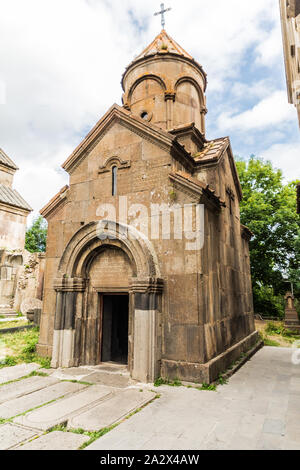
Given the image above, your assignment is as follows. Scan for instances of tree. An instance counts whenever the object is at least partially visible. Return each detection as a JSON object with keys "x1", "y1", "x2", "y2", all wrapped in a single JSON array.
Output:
[
  {"x1": 25, "y1": 216, "x2": 48, "y2": 253},
  {"x1": 236, "y1": 156, "x2": 300, "y2": 317}
]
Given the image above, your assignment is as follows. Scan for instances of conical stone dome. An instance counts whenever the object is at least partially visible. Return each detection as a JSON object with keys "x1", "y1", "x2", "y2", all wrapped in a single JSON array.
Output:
[{"x1": 122, "y1": 30, "x2": 207, "y2": 134}]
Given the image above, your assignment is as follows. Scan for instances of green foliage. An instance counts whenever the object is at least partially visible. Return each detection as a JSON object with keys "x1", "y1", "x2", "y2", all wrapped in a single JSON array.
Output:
[
  {"x1": 154, "y1": 377, "x2": 182, "y2": 387},
  {"x1": 198, "y1": 383, "x2": 217, "y2": 391},
  {"x1": 236, "y1": 156, "x2": 300, "y2": 317},
  {"x1": 0, "y1": 328, "x2": 51, "y2": 369},
  {"x1": 25, "y1": 216, "x2": 47, "y2": 253}
]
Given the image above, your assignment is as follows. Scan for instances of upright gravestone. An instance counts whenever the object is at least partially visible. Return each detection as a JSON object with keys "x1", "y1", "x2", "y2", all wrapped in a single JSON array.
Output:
[{"x1": 284, "y1": 292, "x2": 300, "y2": 333}]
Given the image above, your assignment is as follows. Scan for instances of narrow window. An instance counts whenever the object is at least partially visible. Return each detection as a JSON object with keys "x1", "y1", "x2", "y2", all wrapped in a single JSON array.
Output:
[{"x1": 112, "y1": 166, "x2": 117, "y2": 196}]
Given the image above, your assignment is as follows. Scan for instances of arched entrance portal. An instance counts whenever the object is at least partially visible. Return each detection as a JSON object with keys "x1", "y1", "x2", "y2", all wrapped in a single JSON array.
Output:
[{"x1": 51, "y1": 221, "x2": 163, "y2": 383}]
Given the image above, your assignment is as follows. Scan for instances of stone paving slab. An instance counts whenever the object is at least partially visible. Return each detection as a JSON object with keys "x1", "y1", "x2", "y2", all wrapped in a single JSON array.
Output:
[
  {"x1": 0, "y1": 376, "x2": 59, "y2": 404},
  {"x1": 86, "y1": 347, "x2": 300, "y2": 451},
  {"x1": 0, "y1": 363, "x2": 40, "y2": 384},
  {"x1": 0, "y1": 382, "x2": 86, "y2": 419},
  {"x1": 15, "y1": 384, "x2": 113, "y2": 431},
  {"x1": 15, "y1": 431, "x2": 90, "y2": 450},
  {"x1": 83, "y1": 372, "x2": 130, "y2": 388},
  {"x1": 0, "y1": 423, "x2": 38, "y2": 450},
  {"x1": 68, "y1": 389, "x2": 156, "y2": 431}
]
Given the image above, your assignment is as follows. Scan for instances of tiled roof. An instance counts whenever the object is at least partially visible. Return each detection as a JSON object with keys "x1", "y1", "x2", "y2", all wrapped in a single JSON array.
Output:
[
  {"x1": 193, "y1": 137, "x2": 229, "y2": 163},
  {"x1": 0, "y1": 184, "x2": 32, "y2": 211},
  {"x1": 0, "y1": 148, "x2": 18, "y2": 170},
  {"x1": 134, "y1": 29, "x2": 193, "y2": 61}
]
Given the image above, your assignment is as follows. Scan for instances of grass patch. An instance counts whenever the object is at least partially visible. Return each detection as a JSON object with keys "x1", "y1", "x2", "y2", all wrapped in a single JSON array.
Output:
[
  {"x1": 263, "y1": 337, "x2": 281, "y2": 347},
  {"x1": 197, "y1": 383, "x2": 217, "y2": 392},
  {"x1": 0, "y1": 320, "x2": 29, "y2": 330},
  {"x1": 0, "y1": 327, "x2": 51, "y2": 369},
  {"x1": 154, "y1": 377, "x2": 182, "y2": 387}
]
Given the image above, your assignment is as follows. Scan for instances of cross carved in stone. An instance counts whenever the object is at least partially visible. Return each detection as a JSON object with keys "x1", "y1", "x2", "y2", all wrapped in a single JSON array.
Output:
[
  {"x1": 226, "y1": 187, "x2": 235, "y2": 215},
  {"x1": 154, "y1": 3, "x2": 172, "y2": 29}
]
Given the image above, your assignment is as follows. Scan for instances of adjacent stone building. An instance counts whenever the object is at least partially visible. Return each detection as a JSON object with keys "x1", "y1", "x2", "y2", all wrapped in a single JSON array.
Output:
[
  {"x1": 0, "y1": 148, "x2": 45, "y2": 316},
  {"x1": 38, "y1": 30, "x2": 259, "y2": 383},
  {"x1": 280, "y1": 0, "x2": 300, "y2": 126}
]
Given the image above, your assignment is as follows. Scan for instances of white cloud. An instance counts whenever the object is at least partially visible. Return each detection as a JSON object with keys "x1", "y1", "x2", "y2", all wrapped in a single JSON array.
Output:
[
  {"x1": 218, "y1": 91, "x2": 297, "y2": 131},
  {"x1": 260, "y1": 142, "x2": 300, "y2": 182}
]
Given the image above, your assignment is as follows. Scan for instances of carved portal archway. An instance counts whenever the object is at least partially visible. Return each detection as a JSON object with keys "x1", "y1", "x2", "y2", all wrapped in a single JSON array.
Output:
[{"x1": 51, "y1": 221, "x2": 163, "y2": 383}]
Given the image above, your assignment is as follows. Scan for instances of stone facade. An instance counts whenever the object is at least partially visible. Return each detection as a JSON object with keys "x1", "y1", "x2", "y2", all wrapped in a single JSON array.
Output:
[
  {"x1": 38, "y1": 30, "x2": 259, "y2": 383},
  {"x1": 280, "y1": 0, "x2": 300, "y2": 126},
  {"x1": 0, "y1": 149, "x2": 45, "y2": 316}
]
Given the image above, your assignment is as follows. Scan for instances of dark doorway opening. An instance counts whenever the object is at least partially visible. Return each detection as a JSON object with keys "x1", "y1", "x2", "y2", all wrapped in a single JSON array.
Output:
[{"x1": 101, "y1": 294, "x2": 129, "y2": 365}]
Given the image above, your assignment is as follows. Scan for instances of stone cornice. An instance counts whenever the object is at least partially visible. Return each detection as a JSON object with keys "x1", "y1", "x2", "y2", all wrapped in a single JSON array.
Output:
[
  {"x1": 62, "y1": 104, "x2": 196, "y2": 175},
  {"x1": 169, "y1": 171, "x2": 226, "y2": 212},
  {"x1": 40, "y1": 185, "x2": 69, "y2": 220},
  {"x1": 130, "y1": 277, "x2": 164, "y2": 294}
]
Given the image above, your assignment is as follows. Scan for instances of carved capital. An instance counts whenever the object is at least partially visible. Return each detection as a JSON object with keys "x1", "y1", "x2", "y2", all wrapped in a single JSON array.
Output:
[
  {"x1": 164, "y1": 91, "x2": 176, "y2": 102},
  {"x1": 54, "y1": 277, "x2": 87, "y2": 292},
  {"x1": 130, "y1": 277, "x2": 164, "y2": 294}
]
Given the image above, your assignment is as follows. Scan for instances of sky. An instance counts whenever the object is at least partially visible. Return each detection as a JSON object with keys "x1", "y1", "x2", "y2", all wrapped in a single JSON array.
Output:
[{"x1": 0, "y1": 0, "x2": 299, "y2": 223}]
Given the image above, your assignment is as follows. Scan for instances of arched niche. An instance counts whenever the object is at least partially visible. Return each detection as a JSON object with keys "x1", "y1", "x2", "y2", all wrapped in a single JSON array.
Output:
[
  {"x1": 174, "y1": 77, "x2": 205, "y2": 132},
  {"x1": 128, "y1": 75, "x2": 167, "y2": 126}
]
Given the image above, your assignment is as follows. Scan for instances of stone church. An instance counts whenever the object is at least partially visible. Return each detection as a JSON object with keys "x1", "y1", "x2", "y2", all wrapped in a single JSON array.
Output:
[
  {"x1": 0, "y1": 148, "x2": 45, "y2": 316},
  {"x1": 38, "y1": 30, "x2": 259, "y2": 383}
]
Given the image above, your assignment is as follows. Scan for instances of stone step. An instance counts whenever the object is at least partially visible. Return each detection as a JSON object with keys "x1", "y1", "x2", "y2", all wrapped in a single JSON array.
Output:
[
  {"x1": 0, "y1": 375, "x2": 59, "y2": 404},
  {"x1": 0, "y1": 381, "x2": 86, "y2": 419},
  {"x1": 68, "y1": 389, "x2": 156, "y2": 432},
  {"x1": 0, "y1": 363, "x2": 40, "y2": 385},
  {"x1": 15, "y1": 431, "x2": 90, "y2": 451},
  {"x1": 14, "y1": 384, "x2": 113, "y2": 431}
]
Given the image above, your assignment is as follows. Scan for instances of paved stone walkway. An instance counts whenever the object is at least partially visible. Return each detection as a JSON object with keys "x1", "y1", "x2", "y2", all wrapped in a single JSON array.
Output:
[
  {"x1": 87, "y1": 347, "x2": 300, "y2": 451},
  {"x1": 0, "y1": 347, "x2": 299, "y2": 450}
]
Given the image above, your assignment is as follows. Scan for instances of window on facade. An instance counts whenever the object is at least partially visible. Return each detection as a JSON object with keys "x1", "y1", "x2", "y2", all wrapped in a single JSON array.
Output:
[{"x1": 112, "y1": 166, "x2": 117, "y2": 196}]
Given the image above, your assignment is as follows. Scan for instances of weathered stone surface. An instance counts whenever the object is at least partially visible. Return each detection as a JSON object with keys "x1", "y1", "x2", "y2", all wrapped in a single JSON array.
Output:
[
  {"x1": 86, "y1": 348, "x2": 300, "y2": 451},
  {"x1": 69, "y1": 389, "x2": 155, "y2": 431},
  {"x1": 1, "y1": 381, "x2": 86, "y2": 419},
  {"x1": 14, "y1": 384, "x2": 113, "y2": 430},
  {"x1": 0, "y1": 423, "x2": 37, "y2": 450},
  {"x1": 84, "y1": 372, "x2": 130, "y2": 388},
  {"x1": 0, "y1": 363, "x2": 40, "y2": 385},
  {"x1": 15, "y1": 431, "x2": 90, "y2": 451},
  {"x1": 0, "y1": 375, "x2": 59, "y2": 404}
]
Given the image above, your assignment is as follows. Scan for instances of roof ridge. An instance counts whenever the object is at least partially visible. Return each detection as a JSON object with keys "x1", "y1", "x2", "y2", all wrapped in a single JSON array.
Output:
[
  {"x1": 134, "y1": 29, "x2": 193, "y2": 61},
  {"x1": 0, "y1": 183, "x2": 32, "y2": 212},
  {"x1": 0, "y1": 148, "x2": 18, "y2": 171}
]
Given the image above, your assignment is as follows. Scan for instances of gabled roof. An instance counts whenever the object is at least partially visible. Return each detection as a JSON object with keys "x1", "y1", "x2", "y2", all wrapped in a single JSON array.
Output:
[
  {"x1": 0, "y1": 148, "x2": 18, "y2": 171},
  {"x1": 134, "y1": 29, "x2": 193, "y2": 61},
  {"x1": 62, "y1": 104, "x2": 195, "y2": 174},
  {"x1": 0, "y1": 184, "x2": 32, "y2": 212},
  {"x1": 193, "y1": 137, "x2": 243, "y2": 201}
]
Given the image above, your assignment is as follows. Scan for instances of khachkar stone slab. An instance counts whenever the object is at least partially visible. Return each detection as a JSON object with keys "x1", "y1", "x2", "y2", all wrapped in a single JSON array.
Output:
[
  {"x1": 0, "y1": 376, "x2": 59, "y2": 404},
  {"x1": 14, "y1": 385, "x2": 113, "y2": 431},
  {"x1": 284, "y1": 292, "x2": 300, "y2": 332},
  {"x1": 0, "y1": 381, "x2": 86, "y2": 419},
  {"x1": 0, "y1": 363, "x2": 40, "y2": 384},
  {"x1": 15, "y1": 431, "x2": 90, "y2": 450},
  {"x1": 68, "y1": 389, "x2": 156, "y2": 432},
  {"x1": 0, "y1": 423, "x2": 38, "y2": 450}
]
